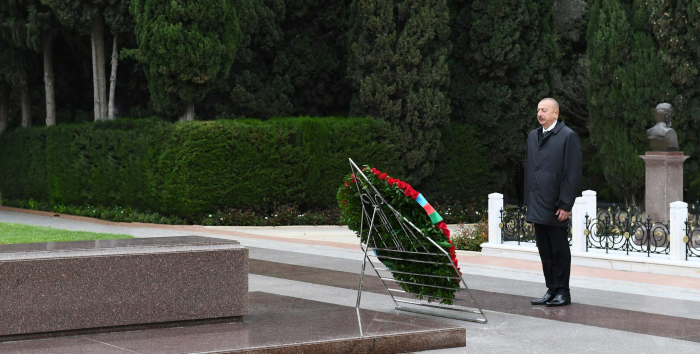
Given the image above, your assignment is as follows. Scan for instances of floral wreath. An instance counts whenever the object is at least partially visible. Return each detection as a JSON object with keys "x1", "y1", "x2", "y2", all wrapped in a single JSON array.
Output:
[{"x1": 338, "y1": 165, "x2": 461, "y2": 304}]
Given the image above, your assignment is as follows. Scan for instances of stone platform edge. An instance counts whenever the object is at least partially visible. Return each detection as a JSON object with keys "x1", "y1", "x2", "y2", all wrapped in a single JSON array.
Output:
[
  {"x1": 227, "y1": 328, "x2": 466, "y2": 354},
  {"x1": 480, "y1": 243, "x2": 700, "y2": 278},
  {"x1": 0, "y1": 316, "x2": 244, "y2": 343}
]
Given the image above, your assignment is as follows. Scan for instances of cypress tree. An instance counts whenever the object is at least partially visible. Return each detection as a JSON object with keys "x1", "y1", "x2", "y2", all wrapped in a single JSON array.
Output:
[
  {"x1": 587, "y1": 0, "x2": 675, "y2": 203},
  {"x1": 226, "y1": 0, "x2": 293, "y2": 119},
  {"x1": 209, "y1": 0, "x2": 351, "y2": 119},
  {"x1": 347, "y1": 0, "x2": 451, "y2": 184},
  {"x1": 130, "y1": 0, "x2": 242, "y2": 120},
  {"x1": 646, "y1": 0, "x2": 700, "y2": 195},
  {"x1": 449, "y1": 0, "x2": 556, "y2": 191},
  {"x1": 282, "y1": 0, "x2": 352, "y2": 117},
  {"x1": 0, "y1": 2, "x2": 36, "y2": 128}
]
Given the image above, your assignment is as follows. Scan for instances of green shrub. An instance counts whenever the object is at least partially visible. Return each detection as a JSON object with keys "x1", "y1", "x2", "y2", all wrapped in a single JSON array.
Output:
[
  {"x1": 0, "y1": 117, "x2": 401, "y2": 220},
  {"x1": 199, "y1": 205, "x2": 341, "y2": 226},
  {"x1": 0, "y1": 197, "x2": 187, "y2": 225},
  {"x1": 451, "y1": 218, "x2": 488, "y2": 252},
  {"x1": 45, "y1": 118, "x2": 169, "y2": 209},
  {"x1": 0, "y1": 127, "x2": 49, "y2": 201}
]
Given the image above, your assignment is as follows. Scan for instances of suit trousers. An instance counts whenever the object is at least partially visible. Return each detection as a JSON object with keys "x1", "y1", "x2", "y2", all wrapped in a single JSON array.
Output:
[{"x1": 534, "y1": 223, "x2": 571, "y2": 293}]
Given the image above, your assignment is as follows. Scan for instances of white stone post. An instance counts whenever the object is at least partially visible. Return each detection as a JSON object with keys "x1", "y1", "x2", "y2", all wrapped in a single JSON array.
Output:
[
  {"x1": 582, "y1": 190, "x2": 597, "y2": 220},
  {"x1": 488, "y1": 193, "x2": 504, "y2": 244},
  {"x1": 571, "y1": 197, "x2": 585, "y2": 252},
  {"x1": 581, "y1": 190, "x2": 597, "y2": 252},
  {"x1": 669, "y1": 201, "x2": 688, "y2": 262}
]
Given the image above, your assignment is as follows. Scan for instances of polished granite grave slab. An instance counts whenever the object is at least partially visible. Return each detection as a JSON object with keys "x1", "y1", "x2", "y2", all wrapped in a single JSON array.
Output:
[
  {"x1": 0, "y1": 236, "x2": 248, "y2": 340},
  {"x1": 0, "y1": 292, "x2": 466, "y2": 354}
]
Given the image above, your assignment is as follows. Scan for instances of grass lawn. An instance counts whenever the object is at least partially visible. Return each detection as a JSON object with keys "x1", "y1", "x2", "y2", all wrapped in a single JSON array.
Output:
[{"x1": 0, "y1": 222, "x2": 133, "y2": 244}]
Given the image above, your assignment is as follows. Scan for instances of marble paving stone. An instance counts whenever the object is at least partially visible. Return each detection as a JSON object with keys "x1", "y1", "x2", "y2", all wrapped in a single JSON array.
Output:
[
  {"x1": 248, "y1": 259, "x2": 700, "y2": 343},
  {"x1": 0, "y1": 292, "x2": 466, "y2": 354},
  {"x1": 0, "y1": 237, "x2": 248, "y2": 339},
  {"x1": 0, "y1": 337, "x2": 132, "y2": 354}
]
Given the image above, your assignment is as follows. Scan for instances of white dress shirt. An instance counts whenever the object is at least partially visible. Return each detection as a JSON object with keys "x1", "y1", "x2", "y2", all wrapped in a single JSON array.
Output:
[{"x1": 542, "y1": 120, "x2": 557, "y2": 134}]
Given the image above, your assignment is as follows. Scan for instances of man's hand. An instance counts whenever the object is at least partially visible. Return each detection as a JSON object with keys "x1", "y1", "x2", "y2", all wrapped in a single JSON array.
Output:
[{"x1": 556, "y1": 209, "x2": 570, "y2": 222}]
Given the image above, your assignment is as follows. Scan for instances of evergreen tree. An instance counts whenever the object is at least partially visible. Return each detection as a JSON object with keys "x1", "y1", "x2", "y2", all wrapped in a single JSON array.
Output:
[
  {"x1": 587, "y1": 0, "x2": 675, "y2": 204},
  {"x1": 220, "y1": 0, "x2": 351, "y2": 119},
  {"x1": 2, "y1": 0, "x2": 59, "y2": 125},
  {"x1": 41, "y1": 0, "x2": 112, "y2": 121},
  {"x1": 348, "y1": 0, "x2": 451, "y2": 184},
  {"x1": 226, "y1": 0, "x2": 293, "y2": 119},
  {"x1": 130, "y1": 0, "x2": 242, "y2": 120},
  {"x1": 449, "y1": 0, "x2": 556, "y2": 191},
  {"x1": 283, "y1": 0, "x2": 352, "y2": 116},
  {"x1": 103, "y1": 0, "x2": 133, "y2": 119},
  {"x1": 646, "y1": 0, "x2": 700, "y2": 195},
  {"x1": 0, "y1": 2, "x2": 35, "y2": 128}
]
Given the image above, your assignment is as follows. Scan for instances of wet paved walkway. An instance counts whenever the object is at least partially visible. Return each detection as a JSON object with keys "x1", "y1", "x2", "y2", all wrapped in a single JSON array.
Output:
[{"x1": 1, "y1": 206, "x2": 699, "y2": 353}]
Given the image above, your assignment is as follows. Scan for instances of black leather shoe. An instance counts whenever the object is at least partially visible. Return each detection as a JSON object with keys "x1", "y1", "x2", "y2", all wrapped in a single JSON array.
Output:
[
  {"x1": 530, "y1": 291, "x2": 556, "y2": 305},
  {"x1": 545, "y1": 294, "x2": 571, "y2": 307}
]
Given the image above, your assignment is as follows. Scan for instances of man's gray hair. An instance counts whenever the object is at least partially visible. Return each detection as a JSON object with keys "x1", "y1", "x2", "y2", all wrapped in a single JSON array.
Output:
[{"x1": 540, "y1": 97, "x2": 560, "y2": 111}]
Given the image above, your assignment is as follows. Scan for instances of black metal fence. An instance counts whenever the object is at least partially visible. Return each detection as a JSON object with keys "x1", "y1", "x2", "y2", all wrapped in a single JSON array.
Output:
[
  {"x1": 584, "y1": 204, "x2": 670, "y2": 256},
  {"x1": 499, "y1": 207, "x2": 572, "y2": 246},
  {"x1": 499, "y1": 203, "x2": 700, "y2": 259},
  {"x1": 687, "y1": 200, "x2": 700, "y2": 260}
]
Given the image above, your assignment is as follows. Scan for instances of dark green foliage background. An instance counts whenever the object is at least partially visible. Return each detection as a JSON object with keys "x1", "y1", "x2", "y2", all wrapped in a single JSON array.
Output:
[
  {"x1": 0, "y1": 117, "x2": 402, "y2": 219},
  {"x1": 449, "y1": 0, "x2": 556, "y2": 191},
  {"x1": 6, "y1": 0, "x2": 700, "y2": 208},
  {"x1": 347, "y1": 0, "x2": 452, "y2": 185},
  {"x1": 424, "y1": 123, "x2": 492, "y2": 205}
]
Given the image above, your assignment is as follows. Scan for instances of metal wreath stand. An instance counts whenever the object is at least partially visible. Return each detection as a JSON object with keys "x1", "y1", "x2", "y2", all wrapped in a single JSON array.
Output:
[{"x1": 349, "y1": 159, "x2": 487, "y2": 335}]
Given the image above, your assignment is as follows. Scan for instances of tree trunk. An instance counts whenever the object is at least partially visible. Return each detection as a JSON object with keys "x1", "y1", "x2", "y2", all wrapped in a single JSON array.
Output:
[
  {"x1": 108, "y1": 34, "x2": 118, "y2": 120},
  {"x1": 20, "y1": 79, "x2": 31, "y2": 128},
  {"x1": 94, "y1": 12, "x2": 108, "y2": 121},
  {"x1": 91, "y1": 12, "x2": 107, "y2": 121},
  {"x1": 0, "y1": 82, "x2": 9, "y2": 133},
  {"x1": 180, "y1": 103, "x2": 195, "y2": 121},
  {"x1": 43, "y1": 34, "x2": 56, "y2": 126},
  {"x1": 91, "y1": 24, "x2": 100, "y2": 121}
]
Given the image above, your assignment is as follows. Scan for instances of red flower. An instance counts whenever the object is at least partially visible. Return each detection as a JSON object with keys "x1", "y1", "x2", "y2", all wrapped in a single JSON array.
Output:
[
  {"x1": 397, "y1": 181, "x2": 408, "y2": 190},
  {"x1": 370, "y1": 168, "x2": 378, "y2": 173},
  {"x1": 379, "y1": 173, "x2": 387, "y2": 180},
  {"x1": 436, "y1": 222, "x2": 448, "y2": 232},
  {"x1": 387, "y1": 177, "x2": 398, "y2": 185}
]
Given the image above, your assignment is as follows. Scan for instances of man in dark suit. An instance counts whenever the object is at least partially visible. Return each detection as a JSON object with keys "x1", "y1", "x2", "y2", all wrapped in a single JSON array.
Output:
[{"x1": 524, "y1": 98, "x2": 582, "y2": 307}]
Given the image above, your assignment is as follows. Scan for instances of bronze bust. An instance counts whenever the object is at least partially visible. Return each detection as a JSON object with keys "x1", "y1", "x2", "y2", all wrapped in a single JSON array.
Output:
[{"x1": 647, "y1": 103, "x2": 678, "y2": 151}]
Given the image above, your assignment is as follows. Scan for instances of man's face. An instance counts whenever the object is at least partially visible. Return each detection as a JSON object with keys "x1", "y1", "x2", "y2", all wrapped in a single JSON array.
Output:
[{"x1": 537, "y1": 100, "x2": 558, "y2": 129}]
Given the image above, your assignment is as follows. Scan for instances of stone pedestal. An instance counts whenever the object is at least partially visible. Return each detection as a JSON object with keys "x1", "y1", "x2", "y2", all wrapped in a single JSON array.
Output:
[{"x1": 640, "y1": 151, "x2": 689, "y2": 223}]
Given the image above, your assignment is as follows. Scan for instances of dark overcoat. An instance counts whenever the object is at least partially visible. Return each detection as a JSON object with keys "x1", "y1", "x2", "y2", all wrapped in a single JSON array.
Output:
[{"x1": 524, "y1": 121, "x2": 582, "y2": 227}]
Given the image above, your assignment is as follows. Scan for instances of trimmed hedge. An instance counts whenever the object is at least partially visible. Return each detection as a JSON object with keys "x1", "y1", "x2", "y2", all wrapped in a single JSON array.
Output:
[
  {"x1": 0, "y1": 117, "x2": 402, "y2": 220},
  {"x1": 0, "y1": 128, "x2": 49, "y2": 202}
]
